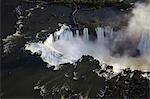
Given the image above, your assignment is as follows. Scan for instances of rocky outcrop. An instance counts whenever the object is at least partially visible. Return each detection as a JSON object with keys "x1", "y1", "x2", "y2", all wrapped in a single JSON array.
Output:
[
  {"x1": 104, "y1": 69, "x2": 149, "y2": 98},
  {"x1": 34, "y1": 55, "x2": 150, "y2": 98}
]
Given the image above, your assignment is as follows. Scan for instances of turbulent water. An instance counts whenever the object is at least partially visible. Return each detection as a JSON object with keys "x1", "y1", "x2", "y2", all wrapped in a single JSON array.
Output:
[
  {"x1": 25, "y1": 24, "x2": 150, "y2": 72},
  {"x1": 25, "y1": 24, "x2": 150, "y2": 97}
]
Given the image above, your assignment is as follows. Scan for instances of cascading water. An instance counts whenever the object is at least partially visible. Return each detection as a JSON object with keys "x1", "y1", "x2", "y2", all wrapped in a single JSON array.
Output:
[
  {"x1": 59, "y1": 27, "x2": 73, "y2": 41},
  {"x1": 104, "y1": 26, "x2": 114, "y2": 41},
  {"x1": 25, "y1": 24, "x2": 75, "y2": 69},
  {"x1": 83, "y1": 28, "x2": 89, "y2": 41},
  {"x1": 138, "y1": 31, "x2": 150, "y2": 57},
  {"x1": 54, "y1": 24, "x2": 73, "y2": 41},
  {"x1": 95, "y1": 27, "x2": 105, "y2": 44},
  {"x1": 44, "y1": 34, "x2": 54, "y2": 45},
  {"x1": 76, "y1": 30, "x2": 80, "y2": 38},
  {"x1": 25, "y1": 24, "x2": 150, "y2": 72}
]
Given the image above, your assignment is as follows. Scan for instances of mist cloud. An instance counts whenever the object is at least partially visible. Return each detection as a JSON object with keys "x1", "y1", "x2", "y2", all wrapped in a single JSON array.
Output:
[{"x1": 25, "y1": 1, "x2": 150, "y2": 72}]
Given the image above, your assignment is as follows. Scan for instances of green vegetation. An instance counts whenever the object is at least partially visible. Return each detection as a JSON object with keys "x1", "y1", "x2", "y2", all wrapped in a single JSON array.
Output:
[
  {"x1": 24, "y1": 0, "x2": 134, "y2": 8},
  {"x1": 53, "y1": 0, "x2": 120, "y2": 5}
]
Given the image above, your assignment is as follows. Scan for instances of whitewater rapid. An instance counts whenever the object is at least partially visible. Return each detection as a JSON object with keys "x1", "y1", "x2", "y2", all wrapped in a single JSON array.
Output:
[{"x1": 25, "y1": 24, "x2": 150, "y2": 72}]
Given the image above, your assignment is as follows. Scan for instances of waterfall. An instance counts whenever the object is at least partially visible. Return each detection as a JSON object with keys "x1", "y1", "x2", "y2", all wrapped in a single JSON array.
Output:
[
  {"x1": 83, "y1": 28, "x2": 89, "y2": 40},
  {"x1": 54, "y1": 33, "x2": 59, "y2": 41},
  {"x1": 25, "y1": 24, "x2": 150, "y2": 71},
  {"x1": 138, "y1": 31, "x2": 150, "y2": 56},
  {"x1": 95, "y1": 27, "x2": 105, "y2": 43},
  {"x1": 104, "y1": 26, "x2": 114, "y2": 40},
  {"x1": 25, "y1": 24, "x2": 114, "y2": 67},
  {"x1": 44, "y1": 34, "x2": 54, "y2": 45},
  {"x1": 76, "y1": 30, "x2": 80, "y2": 38},
  {"x1": 46, "y1": 25, "x2": 108, "y2": 44},
  {"x1": 53, "y1": 24, "x2": 74, "y2": 41},
  {"x1": 59, "y1": 29, "x2": 73, "y2": 41},
  {"x1": 51, "y1": 24, "x2": 73, "y2": 41}
]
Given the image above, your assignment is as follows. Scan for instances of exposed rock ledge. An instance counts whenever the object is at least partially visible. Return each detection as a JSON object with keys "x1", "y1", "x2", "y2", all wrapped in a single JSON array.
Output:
[{"x1": 34, "y1": 55, "x2": 150, "y2": 98}]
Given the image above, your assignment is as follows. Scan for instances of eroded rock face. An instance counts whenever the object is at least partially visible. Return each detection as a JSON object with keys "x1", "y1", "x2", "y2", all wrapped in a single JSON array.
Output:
[
  {"x1": 34, "y1": 55, "x2": 105, "y2": 98},
  {"x1": 34, "y1": 55, "x2": 150, "y2": 98},
  {"x1": 104, "y1": 69, "x2": 149, "y2": 98}
]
